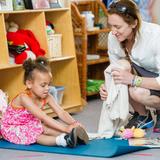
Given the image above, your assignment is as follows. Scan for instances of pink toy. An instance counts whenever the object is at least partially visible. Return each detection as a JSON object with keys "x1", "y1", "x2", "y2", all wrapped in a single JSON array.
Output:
[
  {"x1": 122, "y1": 128, "x2": 134, "y2": 139},
  {"x1": 119, "y1": 126, "x2": 146, "y2": 139}
]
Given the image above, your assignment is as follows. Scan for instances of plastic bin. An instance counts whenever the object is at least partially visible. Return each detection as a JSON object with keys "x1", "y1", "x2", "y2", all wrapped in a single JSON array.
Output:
[{"x1": 49, "y1": 86, "x2": 64, "y2": 105}]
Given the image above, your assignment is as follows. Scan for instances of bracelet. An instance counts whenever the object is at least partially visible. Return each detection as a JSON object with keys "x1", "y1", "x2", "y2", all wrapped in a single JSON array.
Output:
[
  {"x1": 131, "y1": 75, "x2": 136, "y2": 87},
  {"x1": 135, "y1": 76, "x2": 143, "y2": 87}
]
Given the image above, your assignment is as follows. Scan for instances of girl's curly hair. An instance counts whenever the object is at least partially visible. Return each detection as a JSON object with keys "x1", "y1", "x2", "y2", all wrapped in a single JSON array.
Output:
[{"x1": 23, "y1": 56, "x2": 50, "y2": 84}]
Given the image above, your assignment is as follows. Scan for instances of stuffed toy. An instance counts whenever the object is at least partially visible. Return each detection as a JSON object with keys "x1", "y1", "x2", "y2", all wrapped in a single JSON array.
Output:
[
  {"x1": 5, "y1": 21, "x2": 19, "y2": 32},
  {"x1": 118, "y1": 126, "x2": 146, "y2": 139},
  {"x1": 7, "y1": 28, "x2": 46, "y2": 64}
]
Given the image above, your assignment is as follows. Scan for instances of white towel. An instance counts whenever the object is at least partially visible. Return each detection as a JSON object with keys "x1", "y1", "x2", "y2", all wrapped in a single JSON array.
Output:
[{"x1": 88, "y1": 63, "x2": 129, "y2": 139}]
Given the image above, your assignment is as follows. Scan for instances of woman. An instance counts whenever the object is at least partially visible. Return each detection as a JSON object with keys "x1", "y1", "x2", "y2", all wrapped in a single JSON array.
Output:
[{"x1": 100, "y1": 0, "x2": 160, "y2": 132}]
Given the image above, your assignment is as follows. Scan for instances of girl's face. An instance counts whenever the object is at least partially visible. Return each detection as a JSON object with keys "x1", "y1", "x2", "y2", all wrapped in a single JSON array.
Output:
[
  {"x1": 108, "y1": 14, "x2": 136, "y2": 42},
  {"x1": 27, "y1": 71, "x2": 52, "y2": 99}
]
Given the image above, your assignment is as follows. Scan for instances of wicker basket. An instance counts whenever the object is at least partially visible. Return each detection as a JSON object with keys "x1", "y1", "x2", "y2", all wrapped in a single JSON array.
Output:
[{"x1": 48, "y1": 34, "x2": 62, "y2": 58}]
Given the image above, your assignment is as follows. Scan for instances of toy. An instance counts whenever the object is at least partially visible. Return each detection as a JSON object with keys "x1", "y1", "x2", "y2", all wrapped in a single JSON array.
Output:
[
  {"x1": 46, "y1": 20, "x2": 55, "y2": 35},
  {"x1": 5, "y1": 21, "x2": 19, "y2": 32},
  {"x1": 7, "y1": 29, "x2": 46, "y2": 64},
  {"x1": 118, "y1": 126, "x2": 146, "y2": 139}
]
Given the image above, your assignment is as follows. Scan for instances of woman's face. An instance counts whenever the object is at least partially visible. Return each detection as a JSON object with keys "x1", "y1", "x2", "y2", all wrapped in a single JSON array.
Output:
[{"x1": 108, "y1": 14, "x2": 135, "y2": 42}]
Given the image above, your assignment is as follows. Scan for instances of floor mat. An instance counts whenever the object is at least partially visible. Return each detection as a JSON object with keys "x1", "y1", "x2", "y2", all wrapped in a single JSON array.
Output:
[{"x1": 0, "y1": 138, "x2": 149, "y2": 158}]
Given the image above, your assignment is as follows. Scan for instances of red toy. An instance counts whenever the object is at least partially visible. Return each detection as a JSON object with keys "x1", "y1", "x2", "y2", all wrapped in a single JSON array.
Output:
[{"x1": 7, "y1": 29, "x2": 46, "y2": 64}]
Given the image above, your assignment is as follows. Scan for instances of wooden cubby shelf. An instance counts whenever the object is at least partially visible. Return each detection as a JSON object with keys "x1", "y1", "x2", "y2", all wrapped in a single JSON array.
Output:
[
  {"x1": 0, "y1": 2, "x2": 83, "y2": 117},
  {"x1": 71, "y1": 0, "x2": 110, "y2": 99}
]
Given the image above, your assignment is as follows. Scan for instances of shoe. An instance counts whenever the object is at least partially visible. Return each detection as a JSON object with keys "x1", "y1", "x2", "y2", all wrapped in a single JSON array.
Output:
[
  {"x1": 125, "y1": 112, "x2": 139, "y2": 128},
  {"x1": 125, "y1": 111, "x2": 154, "y2": 129},
  {"x1": 64, "y1": 127, "x2": 89, "y2": 148},
  {"x1": 64, "y1": 128, "x2": 77, "y2": 148},
  {"x1": 76, "y1": 126, "x2": 89, "y2": 145},
  {"x1": 153, "y1": 114, "x2": 160, "y2": 133}
]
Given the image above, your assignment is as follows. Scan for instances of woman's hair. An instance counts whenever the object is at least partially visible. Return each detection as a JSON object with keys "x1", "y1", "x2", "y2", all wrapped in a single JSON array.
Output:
[
  {"x1": 23, "y1": 56, "x2": 50, "y2": 84},
  {"x1": 108, "y1": 0, "x2": 141, "y2": 33}
]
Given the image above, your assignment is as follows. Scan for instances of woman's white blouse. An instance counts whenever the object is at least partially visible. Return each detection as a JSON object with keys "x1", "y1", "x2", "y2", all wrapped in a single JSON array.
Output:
[{"x1": 108, "y1": 21, "x2": 160, "y2": 85}]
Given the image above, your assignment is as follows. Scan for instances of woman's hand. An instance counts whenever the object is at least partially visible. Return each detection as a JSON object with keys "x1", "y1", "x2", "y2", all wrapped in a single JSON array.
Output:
[
  {"x1": 99, "y1": 84, "x2": 108, "y2": 101},
  {"x1": 111, "y1": 68, "x2": 134, "y2": 85}
]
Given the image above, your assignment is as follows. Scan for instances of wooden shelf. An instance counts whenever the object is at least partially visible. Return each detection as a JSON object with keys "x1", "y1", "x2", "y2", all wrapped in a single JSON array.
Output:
[
  {"x1": 74, "y1": 28, "x2": 110, "y2": 36},
  {"x1": 0, "y1": 64, "x2": 22, "y2": 70},
  {"x1": 49, "y1": 56, "x2": 75, "y2": 62},
  {"x1": 87, "y1": 91, "x2": 99, "y2": 96},
  {"x1": 0, "y1": 8, "x2": 70, "y2": 15},
  {"x1": 0, "y1": 56, "x2": 75, "y2": 70},
  {"x1": 43, "y1": 103, "x2": 83, "y2": 117},
  {"x1": 87, "y1": 28, "x2": 110, "y2": 35},
  {"x1": 87, "y1": 56, "x2": 109, "y2": 65},
  {"x1": 0, "y1": 2, "x2": 83, "y2": 117},
  {"x1": 71, "y1": 0, "x2": 110, "y2": 100}
]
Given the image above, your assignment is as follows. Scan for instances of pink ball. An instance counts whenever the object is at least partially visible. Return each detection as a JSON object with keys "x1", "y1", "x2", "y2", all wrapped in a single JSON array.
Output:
[{"x1": 122, "y1": 129, "x2": 134, "y2": 139}]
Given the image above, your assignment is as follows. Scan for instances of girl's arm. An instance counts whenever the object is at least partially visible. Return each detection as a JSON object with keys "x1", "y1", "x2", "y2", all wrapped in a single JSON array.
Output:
[
  {"x1": 47, "y1": 94, "x2": 80, "y2": 125},
  {"x1": 20, "y1": 94, "x2": 71, "y2": 133}
]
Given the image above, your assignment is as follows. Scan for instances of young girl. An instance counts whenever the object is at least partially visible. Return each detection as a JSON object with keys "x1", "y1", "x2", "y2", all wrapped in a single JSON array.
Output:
[{"x1": 1, "y1": 57, "x2": 88, "y2": 147}]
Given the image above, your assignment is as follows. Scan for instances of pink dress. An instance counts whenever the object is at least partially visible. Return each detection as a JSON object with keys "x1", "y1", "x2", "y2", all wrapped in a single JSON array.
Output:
[{"x1": 1, "y1": 92, "x2": 45, "y2": 145}]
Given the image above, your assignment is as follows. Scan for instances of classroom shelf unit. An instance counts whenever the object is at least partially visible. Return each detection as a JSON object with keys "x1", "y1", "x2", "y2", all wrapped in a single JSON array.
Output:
[{"x1": 0, "y1": 2, "x2": 83, "y2": 117}]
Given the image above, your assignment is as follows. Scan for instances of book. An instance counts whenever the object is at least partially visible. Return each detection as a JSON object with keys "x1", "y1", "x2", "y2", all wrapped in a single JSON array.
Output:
[{"x1": 129, "y1": 137, "x2": 160, "y2": 148}]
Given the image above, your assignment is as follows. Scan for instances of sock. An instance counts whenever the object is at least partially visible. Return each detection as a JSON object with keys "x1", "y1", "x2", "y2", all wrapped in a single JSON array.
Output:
[{"x1": 55, "y1": 133, "x2": 67, "y2": 147}]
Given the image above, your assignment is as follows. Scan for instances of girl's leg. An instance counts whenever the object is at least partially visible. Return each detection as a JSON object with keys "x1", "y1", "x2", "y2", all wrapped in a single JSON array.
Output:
[
  {"x1": 36, "y1": 134, "x2": 57, "y2": 146},
  {"x1": 37, "y1": 126, "x2": 89, "y2": 148},
  {"x1": 37, "y1": 133, "x2": 71, "y2": 147},
  {"x1": 42, "y1": 124, "x2": 62, "y2": 136}
]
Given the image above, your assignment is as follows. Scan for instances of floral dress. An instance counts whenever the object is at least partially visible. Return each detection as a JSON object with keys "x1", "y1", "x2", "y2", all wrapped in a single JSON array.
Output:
[{"x1": 1, "y1": 91, "x2": 46, "y2": 145}]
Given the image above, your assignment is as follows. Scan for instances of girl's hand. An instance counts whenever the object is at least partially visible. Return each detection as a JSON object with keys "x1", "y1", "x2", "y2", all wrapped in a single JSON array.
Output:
[
  {"x1": 71, "y1": 121, "x2": 85, "y2": 129},
  {"x1": 99, "y1": 84, "x2": 108, "y2": 101},
  {"x1": 111, "y1": 68, "x2": 134, "y2": 85},
  {"x1": 66, "y1": 122, "x2": 85, "y2": 133},
  {"x1": 66, "y1": 124, "x2": 75, "y2": 133}
]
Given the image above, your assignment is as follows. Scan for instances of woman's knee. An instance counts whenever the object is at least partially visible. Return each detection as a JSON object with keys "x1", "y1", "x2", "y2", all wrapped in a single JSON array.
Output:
[
  {"x1": 129, "y1": 87, "x2": 150, "y2": 102},
  {"x1": 118, "y1": 59, "x2": 131, "y2": 72}
]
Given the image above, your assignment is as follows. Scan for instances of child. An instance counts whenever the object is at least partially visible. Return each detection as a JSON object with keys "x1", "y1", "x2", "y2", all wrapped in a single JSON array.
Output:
[{"x1": 0, "y1": 57, "x2": 88, "y2": 147}]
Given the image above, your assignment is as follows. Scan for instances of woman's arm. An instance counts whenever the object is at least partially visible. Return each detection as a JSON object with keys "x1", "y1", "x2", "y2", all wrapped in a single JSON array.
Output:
[
  {"x1": 111, "y1": 68, "x2": 160, "y2": 90},
  {"x1": 20, "y1": 94, "x2": 71, "y2": 133}
]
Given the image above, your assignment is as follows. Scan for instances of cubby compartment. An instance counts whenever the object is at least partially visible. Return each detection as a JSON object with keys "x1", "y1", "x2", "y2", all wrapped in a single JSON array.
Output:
[
  {"x1": 4, "y1": 12, "x2": 48, "y2": 55},
  {"x1": 0, "y1": 67, "x2": 25, "y2": 100},
  {"x1": 45, "y1": 10, "x2": 75, "y2": 57},
  {"x1": 50, "y1": 60, "x2": 81, "y2": 106}
]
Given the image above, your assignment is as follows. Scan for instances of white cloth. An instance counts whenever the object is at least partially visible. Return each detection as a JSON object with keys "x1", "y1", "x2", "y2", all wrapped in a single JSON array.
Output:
[
  {"x1": 108, "y1": 21, "x2": 160, "y2": 84},
  {"x1": 97, "y1": 64, "x2": 129, "y2": 138}
]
